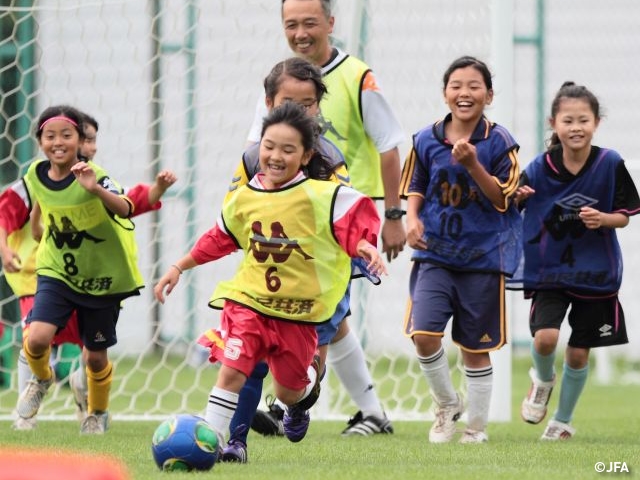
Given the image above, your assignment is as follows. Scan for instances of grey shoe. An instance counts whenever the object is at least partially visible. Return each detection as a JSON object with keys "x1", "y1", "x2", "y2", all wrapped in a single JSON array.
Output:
[
  {"x1": 429, "y1": 393, "x2": 464, "y2": 443},
  {"x1": 80, "y1": 411, "x2": 110, "y2": 434},
  {"x1": 16, "y1": 370, "x2": 55, "y2": 419},
  {"x1": 521, "y1": 368, "x2": 555, "y2": 425},
  {"x1": 12, "y1": 416, "x2": 37, "y2": 431},
  {"x1": 540, "y1": 419, "x2": 575, "y2": 440},
  {"x1": 459, "y1": 428, "x2": 489, "y2": 444}
]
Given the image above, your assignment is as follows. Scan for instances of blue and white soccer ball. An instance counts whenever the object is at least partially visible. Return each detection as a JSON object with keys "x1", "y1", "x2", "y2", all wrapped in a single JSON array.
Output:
[{"x1": 151, "y1": 414, "x2": 220, "y2": 471}]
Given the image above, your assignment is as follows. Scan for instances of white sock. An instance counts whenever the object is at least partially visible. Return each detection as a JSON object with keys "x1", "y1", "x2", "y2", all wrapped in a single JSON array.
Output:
[
  {"x1": 465, "y1": 365, "x2": 493, "y2": 432},
  {"x1": 70, "y1": 358, "x2": 88, "y2": 391},
  {"x1": 328, "y1": 329, "x2": 383, "y2": 416},
  {"x1": 17, "y1": 348, "x2": 31, "y2": 394},
  {"x1": 302, "y1": 363, "x2": 318, "y2": 401},
  {"x1": 285, "y1": 363, "x2": 319, "y2": 409},
  {"x1": 78, "y1": 358, "x2": 88, "y2": 390},
  {"x1": 418, "y1": 347, "x2": 457, "y2": 406},
  {"x1": 205, "y1": 386, "x2": 238, "y2": 445}
]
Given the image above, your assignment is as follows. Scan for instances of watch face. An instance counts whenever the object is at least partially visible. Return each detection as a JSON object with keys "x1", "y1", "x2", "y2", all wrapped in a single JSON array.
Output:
[{"x1": 385, "y1": 207, "x2": 404, "y2": 219}]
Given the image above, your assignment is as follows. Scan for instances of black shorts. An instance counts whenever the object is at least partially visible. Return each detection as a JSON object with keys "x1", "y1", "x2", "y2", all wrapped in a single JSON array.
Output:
[
  {"x1": 26, "y1": 276, "x2": 122, "y2": 351},
  {"x1": 529, "y1": 290, "x2": 628, "y2": 348}
]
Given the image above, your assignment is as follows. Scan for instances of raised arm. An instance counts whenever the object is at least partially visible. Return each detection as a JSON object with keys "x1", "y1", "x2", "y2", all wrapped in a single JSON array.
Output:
[
  {"x1": 148, "y1": 170, "x2": 177, "y2": 205},
  {"x1": 71, "y1": 162, "x2": 131, "y2": 218}
]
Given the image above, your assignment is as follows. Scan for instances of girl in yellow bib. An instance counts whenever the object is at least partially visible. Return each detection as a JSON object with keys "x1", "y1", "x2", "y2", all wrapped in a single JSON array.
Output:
[
  {"x1": 154, "y1": 102, "x2": 386, "y2": 453},
  {"x1": 0, "y1": 105, "x2": 143, "y2": 434}
]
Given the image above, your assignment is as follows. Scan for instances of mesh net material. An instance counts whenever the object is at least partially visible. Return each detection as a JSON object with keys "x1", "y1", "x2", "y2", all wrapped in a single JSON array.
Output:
[{"x1": 1, "y1": 0, "x2": 640, "y2": 422}]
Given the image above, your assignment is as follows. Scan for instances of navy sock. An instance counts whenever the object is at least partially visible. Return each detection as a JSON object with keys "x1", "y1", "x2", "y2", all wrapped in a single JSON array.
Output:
[{"x1": 229, "y1": 361, "x2": 269, "y2": 443}]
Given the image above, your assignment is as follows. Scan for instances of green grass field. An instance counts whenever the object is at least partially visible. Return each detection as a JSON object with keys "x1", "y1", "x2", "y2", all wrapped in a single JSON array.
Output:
[{"x1": 1, "y1": 357, "x2": 639, "y2": 479}]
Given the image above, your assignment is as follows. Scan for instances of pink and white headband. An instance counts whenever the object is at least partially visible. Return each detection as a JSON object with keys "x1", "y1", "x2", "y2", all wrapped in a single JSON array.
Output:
[{"x1": 38, "y1": 115, "x2": 78, "y2": 131}]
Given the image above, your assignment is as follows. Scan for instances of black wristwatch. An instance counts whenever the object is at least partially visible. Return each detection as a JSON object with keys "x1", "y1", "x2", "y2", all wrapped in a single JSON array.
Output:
[{"x1": 384, "y1": 206, "x2": 405, "y2": 220}]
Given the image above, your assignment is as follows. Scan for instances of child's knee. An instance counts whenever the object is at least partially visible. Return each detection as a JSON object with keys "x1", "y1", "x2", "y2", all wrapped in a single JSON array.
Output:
[
  {"x1": 25, "y1": 333, "x2": 52, "y2": 354},
  {"x1": 85, "y1": 350, "x2": 109, "y2": 373}
]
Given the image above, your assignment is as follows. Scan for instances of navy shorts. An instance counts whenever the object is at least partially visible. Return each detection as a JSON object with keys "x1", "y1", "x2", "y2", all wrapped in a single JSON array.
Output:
[
  {"x1": 404, "y1": 262, "x2": 507, "y2": 352},
  {"x1": 26, "y1": 276, "x2": 121, "y2": 351},
  {"x1": 529, "y1": 290, "x2": 628, "y2": 348},
  {"x1": 316, "y1": 284, "x2": 351, "y2": 346}
]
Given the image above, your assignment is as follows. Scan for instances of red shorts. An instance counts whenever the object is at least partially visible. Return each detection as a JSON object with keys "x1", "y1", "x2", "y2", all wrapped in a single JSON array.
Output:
[
  {"x1": 198, "y1": 301, "x2": 317, "y2": 391},
  {"x1": 19, "y1": 296, "x2": 83, "y2": 347}
]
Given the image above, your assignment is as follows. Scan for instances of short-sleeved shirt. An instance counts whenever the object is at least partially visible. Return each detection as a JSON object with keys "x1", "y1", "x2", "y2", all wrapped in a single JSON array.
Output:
[
  {"x1": 401, "y1": 114, "x2": 522, "y2": 275},
  {"x1": 516, "y1": 145, "x2": 640, "y2": 294}
]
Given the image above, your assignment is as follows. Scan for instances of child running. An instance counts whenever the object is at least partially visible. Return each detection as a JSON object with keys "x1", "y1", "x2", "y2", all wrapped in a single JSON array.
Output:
[
  {"x1": 517, "y1": 82, "x2": 640, "y2": 440},
  {"x1": 154, "y1": 102, "x2": 386, "y2": 455},
  {"x1": 64, "y1": 112, "x2": 177, "y2": 425},
  {"x1": 0, "y1": 105, "x2": 144, "y2": 434},
  {"x1": 400, "y1": 56, "x2": 522, "y2": 444},
  {"x1": 221, "y1": 57, "x2": 390, "y2": 464},
  {"x1": 4, "y1": 111, "x2": 177, "y2": 430}
]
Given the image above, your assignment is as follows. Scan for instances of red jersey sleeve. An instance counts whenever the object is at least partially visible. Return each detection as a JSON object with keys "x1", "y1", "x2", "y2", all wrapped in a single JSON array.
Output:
[
  {"x1": 190, "y1": 223, "x2": 238, "y2": 264},
  {"x1": 0, "y1": 188, "x2": 30, "y2": 233},
  {"x1": 126, "y1": 184, "x2": 161, "y2": 217},
  {"x1": 333, "y1": 190, "x2": 380, "y2": 257}
]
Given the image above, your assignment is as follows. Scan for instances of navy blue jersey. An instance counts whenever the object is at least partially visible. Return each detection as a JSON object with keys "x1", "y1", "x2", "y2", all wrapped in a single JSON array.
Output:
[
  {"x1": 402, "y1": 114, "x2": 522, "y2": 275},
  {"x1": 517, "y1": 146, "x2": 640, "y2": 294}
]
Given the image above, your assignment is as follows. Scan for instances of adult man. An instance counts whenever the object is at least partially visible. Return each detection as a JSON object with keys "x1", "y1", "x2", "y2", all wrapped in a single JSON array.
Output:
[
  {"x1": 224, "y1": 0, "x2": 406, "y2": 461},
  {"x1": 249, "y1": 0, "x2": 406, "y2": 241}
]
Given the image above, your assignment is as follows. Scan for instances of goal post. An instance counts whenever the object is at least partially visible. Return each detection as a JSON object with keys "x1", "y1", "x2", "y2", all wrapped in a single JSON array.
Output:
[{"x1": 488, "y1": 0, "x2": 515, "y2": 422}]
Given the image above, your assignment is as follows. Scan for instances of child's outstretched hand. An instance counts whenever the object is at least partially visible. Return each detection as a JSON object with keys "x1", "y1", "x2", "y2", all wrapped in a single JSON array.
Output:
[
  {"x1": 155, "y1": 170, "x2": 177, "y2": 193},
  {"x1": 148, "y1": 170, "x2": 178, "y2": 205},
  {"x1": 154, "y1": 265, "x2": 182, "y2": 304},
  {"x1": 71, "y1": 161, "x2": 98, "y2": 193},
  {"x1": 356, "y1": 240, "x2": 387, "y2": 277}
]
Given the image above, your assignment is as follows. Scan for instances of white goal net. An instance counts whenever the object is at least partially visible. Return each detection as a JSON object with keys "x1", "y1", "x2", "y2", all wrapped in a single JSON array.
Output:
[{"x1": 1, "y1": 0, "x2": 640, "y2": 423}]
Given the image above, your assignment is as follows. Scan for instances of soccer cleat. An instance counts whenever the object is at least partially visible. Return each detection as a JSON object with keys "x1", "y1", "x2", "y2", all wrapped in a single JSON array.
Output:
[
  {"x1": 540, "y1": 419, "x2": 575, "y2": 441},
  {"x1": 459, "y1": 428, "x2": 489, "y2": 444},
  {"x1": 16, "y1": 370, "x2": 55, "y2": 419},
  {"x1": 251, "y1": 394, "x2": 285, "y2": 437},
  {"x1": 283, "y1": 404, "x2": 310, "y2": 443},
  {"x1": 341, "y1": 411, "x2": 394, "y2": 436},
  {"x1": 221, "y1": 437, "x2": 248, "y2": 463},
  {"x1": 521, "y1": 368, "x2": 555, "y2": 424},
  {"x1": 221, "y1": 425, "x2": 248, "y2": 463},
  {"x1": 282, "y1": 354, "x2": 322, "y2": 443},
  {"x1": 80, "y1": 411, "x2": 110, "y2": 434},
  {"x1": 429, "y1": 393, "x2": 464, "y2": 443},
  {"x1": 69, "y1": 368, "x2": 88, "y2": 422},
  {"x1": 12, "y1": 416, "x2": 37, "y2": 431}
]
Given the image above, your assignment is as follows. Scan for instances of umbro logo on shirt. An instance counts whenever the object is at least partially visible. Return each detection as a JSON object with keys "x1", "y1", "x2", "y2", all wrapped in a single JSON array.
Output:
[{"x1": 556, "y1": 193, "x2": 598, "y2": 211}]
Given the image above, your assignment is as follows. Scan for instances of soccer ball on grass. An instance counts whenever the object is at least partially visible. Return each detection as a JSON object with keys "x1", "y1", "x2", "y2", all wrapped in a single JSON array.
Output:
[{"x1": 151, "y1": 414, "x2": 220, "y2": 471}]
